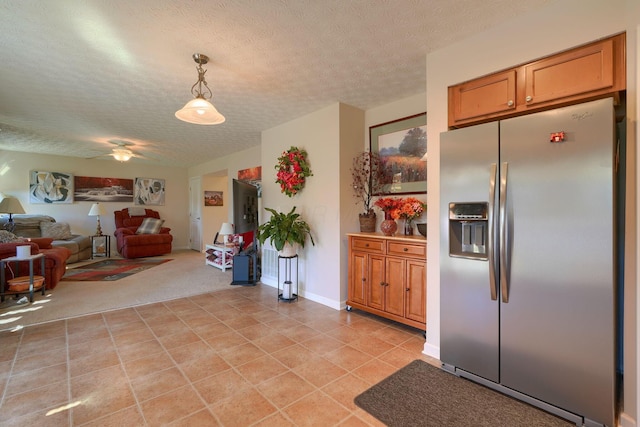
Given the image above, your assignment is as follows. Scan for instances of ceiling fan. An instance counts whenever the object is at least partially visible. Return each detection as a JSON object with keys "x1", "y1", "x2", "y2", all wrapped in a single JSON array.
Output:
[{"x1": 92, "y1": 140, "x2": 144, "y2": 162}]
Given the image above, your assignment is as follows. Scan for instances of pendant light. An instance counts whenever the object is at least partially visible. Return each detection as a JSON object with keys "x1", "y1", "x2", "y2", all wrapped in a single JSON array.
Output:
[{"x1": 175, "y1": 53, "x2": 225, "y2": 125}]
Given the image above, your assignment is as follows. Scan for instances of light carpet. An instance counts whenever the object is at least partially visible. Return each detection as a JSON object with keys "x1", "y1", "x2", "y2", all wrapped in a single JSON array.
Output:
[{"x1": 0, "y1": 250, "x2": 238, "y2": 331}]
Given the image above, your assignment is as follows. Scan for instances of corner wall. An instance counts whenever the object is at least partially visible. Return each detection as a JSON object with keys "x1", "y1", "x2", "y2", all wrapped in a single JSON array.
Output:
[{"x1": 261, "y1": 103, "x2": 364, "y2": 308}]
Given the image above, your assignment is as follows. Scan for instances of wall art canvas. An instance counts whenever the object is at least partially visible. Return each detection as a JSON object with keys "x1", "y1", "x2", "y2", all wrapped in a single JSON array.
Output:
[
  {"x1": 29, "y1": 171, "x2": 74, "y2": 204},
  {"x1": 204, "y1": 191, "x2": 223, "y2": 206},
  {"x1": 370, "y1": 113, "x2": 427, "y2": 195},
  {"x1": 237, "y1": 166, "x2": 262, "y2": 197},
  {"x1": 74, "y1": 176, "x2": 134, "y2": 202},
  {"x1": 134, "y1": 177, "x2": 165, "y2": 205}
]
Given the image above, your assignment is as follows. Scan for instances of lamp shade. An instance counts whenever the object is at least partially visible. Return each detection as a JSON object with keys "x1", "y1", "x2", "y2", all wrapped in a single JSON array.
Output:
[
  {"x1": 0, "y1": 197, "x2": 25, "y2": 214},
  {"x1": 219, "y1": 222, "x2": 234, "y2": 236},
  {"x1": 175, "y1": 97, "x2": 226, "y2": 125},
  {"x1": 88, "y1": 203, "x2": 105, "y2": 216}
]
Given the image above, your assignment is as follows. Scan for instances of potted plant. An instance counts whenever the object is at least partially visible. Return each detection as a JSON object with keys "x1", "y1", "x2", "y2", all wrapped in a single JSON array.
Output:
[
  {"x1": 351, "y1": 151, "x2": 387, "y2": 232},
  {"x1": 257, "y1": 206, "x2": 315, "y2": 256}
]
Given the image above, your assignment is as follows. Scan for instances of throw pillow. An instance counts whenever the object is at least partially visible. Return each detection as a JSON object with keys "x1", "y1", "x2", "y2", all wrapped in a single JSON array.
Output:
[
  {"x1": 0, "y1": 230, "x2": 24, "y2": 243},
  {"x1": 136, "y1": 218, "x2": 164, "y2": 234},
  {"x1": 40, "y1": 222, "x2": 73, "y2": 240}
]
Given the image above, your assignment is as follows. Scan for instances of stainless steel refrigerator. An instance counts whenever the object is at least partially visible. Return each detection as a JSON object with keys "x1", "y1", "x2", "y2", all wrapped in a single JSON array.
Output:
[{"x1": 440, "y1": 98, "x2": 617, "y2": 427}]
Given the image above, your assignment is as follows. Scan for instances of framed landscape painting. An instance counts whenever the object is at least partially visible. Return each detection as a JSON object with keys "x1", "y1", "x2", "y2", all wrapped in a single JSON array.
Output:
[{"x1": 370, "y1": 113, "x2": 427, "y2": 195}]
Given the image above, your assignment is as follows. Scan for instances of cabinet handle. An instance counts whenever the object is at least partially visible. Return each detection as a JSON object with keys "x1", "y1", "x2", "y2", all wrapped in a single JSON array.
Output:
[
  {"x1": 365, "y1": 243, "x2": 369, "y2": 247},
  {"x1": 406, "y1": 288, "x2": 410, "y2": 292},
  {"x1": 526, "y1": 95, "x2": 533, "y2": 102},
  {"x1": 403, "y1": 247, "x2": 408, "y2": 252},
  {"x1": 507, "y1": 100, "x2": 514, "y2": 107},
  {"x1": 380, "y1": 281, "x2": 385, "y2": 287}
]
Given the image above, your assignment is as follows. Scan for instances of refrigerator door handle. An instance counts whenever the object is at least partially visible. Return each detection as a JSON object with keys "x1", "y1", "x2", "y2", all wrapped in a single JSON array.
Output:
[
  {"x1": 488, "y1": 163, "x2": 498, "y2": 301},
  {"x1": 499, "y1": 162, "x2": 509, "y2": 303}
]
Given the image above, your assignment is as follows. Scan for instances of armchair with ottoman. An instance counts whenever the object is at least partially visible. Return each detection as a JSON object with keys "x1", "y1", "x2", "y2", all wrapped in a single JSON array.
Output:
[
  {"x1": 0, "y1": 214, "x2": 91, "y2": 263},
  {"x1": 0, "y1": 232, "x2": 71, "y2": 290},
  {"x1": 114, "y1": 208, "x2": 173, "y2": 259}
]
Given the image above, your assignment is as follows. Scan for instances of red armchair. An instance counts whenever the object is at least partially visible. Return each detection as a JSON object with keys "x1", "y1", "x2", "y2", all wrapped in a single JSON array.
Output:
[
  {"x1": 0, "y1": 239, "x2": 71, "y2": 290},
  {"x1": 114, "y1": 208, "x2": 173, "y2": 259}
]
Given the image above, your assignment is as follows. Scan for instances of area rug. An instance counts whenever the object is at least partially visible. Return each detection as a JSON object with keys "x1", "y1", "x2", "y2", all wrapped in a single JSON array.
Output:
[
  {"x1": 354, "y1": 360, "x2": 573, "y2": 427},
  {"x1": 61, "y1": 258, "x2": 173, "y2": 281}
]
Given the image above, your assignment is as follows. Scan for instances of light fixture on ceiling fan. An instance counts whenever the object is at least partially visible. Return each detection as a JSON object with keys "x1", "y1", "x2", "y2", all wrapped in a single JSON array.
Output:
[
  {"x1": 112, "y1": 147, "x2": 133, "y2": 162},
  {"x1": 175, "y1": 53, "x2": 225, "y2": 125}
]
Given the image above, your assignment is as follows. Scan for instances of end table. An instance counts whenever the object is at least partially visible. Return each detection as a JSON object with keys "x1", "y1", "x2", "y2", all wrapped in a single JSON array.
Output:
[
  {"x1": 91, "y1": 235, "x2": 111, "y2": 259},
  {"x1": 0, "y1": 253, "x2": 46, "y2": 303}
]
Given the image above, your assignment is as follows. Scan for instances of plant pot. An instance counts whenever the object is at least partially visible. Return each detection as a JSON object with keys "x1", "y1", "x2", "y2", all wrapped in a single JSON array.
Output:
[
  {"x1": 278, "y1": 242, "x2": 298, "y2": 258},
  {"x1": 359, "y1": 212, "x2": 376, "y2": 232}
]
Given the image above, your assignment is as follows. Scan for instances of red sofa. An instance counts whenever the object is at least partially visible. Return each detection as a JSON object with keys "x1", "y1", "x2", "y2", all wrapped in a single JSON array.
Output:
[
  {"x1": 114, "y1": 208, "x2": 173, "y2": 259},
  {"x1": 0, "y1": 239, "x2": 71, "y2": 290}
]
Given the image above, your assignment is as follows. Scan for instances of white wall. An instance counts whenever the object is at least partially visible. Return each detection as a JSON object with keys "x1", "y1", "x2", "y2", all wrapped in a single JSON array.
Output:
[
  {"x1": 0, "y1": 151, "x2": 189, "y2": 253},
  {"x1": 261, "y1": 103, "x2": 364, "y2": 308},
  {"x1": 189, "y1": 145, "x2": 262, "y2": 248},
  {"x1": 425, "y1": 0, "x2": 639, "y2": 425},
  {"x1": 201, "y1": 174, "x2": 229, "y2": 245}
]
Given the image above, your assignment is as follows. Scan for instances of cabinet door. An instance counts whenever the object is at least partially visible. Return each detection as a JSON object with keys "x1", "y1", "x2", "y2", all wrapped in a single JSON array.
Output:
[
  {"x1": 384, "y1": 257, "x2": 405, "y2": 317},
  {"x1": 448, "y1": 69, "x2": 516, "y2": 127},
  {"x1": 522, "y1": 37, "x2": 618, "y2": 108},
  {"x1": 405, "y1": 259, "x2": 426, "y2": 323},
  {"x1": 349, "y1": 252, "x2": 367, "y2": 305},
  {"x1": 367, "y1": 255, "x2": 385, "y2": 311}
]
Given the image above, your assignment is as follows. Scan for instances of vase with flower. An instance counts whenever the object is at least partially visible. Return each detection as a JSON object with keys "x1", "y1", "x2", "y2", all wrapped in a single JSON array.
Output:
[
  {"x1": 374, "y1": 197, "x2": 402, "y2": 236},
  {"x1": 397, "y1": 197, "x2": 427, "y2": 235}
]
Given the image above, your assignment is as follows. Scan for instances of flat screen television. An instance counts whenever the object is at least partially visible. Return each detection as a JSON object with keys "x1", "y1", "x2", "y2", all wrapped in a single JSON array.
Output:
[{"x1": 232, "y1": 179, "x2": 259, "y2": 234}]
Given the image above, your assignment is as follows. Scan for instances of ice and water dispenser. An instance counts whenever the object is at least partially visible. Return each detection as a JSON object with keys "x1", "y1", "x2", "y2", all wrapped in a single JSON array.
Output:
[{"x1": 448, "y1": 202, "x2": 488, "y2": 260}]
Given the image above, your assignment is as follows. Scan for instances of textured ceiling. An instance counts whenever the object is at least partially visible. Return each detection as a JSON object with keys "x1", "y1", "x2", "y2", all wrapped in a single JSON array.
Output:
[{"x1": 0, "y1": 0, "x2": 552, "y2": 167}]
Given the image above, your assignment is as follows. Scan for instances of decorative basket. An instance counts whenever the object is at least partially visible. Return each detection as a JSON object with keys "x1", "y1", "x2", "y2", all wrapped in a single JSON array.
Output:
[{"x1": 7, "y1": 276, "x2": 44, "y2": 292}]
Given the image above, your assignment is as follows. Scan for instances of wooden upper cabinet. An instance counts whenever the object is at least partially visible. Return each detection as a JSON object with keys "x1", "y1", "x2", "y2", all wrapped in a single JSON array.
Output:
[
  {"x1": 449, "y1": 70, "x2": 516, "y2": 125},
  {"x1": 448, "y1": 33, "x2": 625, "y2": 128}
]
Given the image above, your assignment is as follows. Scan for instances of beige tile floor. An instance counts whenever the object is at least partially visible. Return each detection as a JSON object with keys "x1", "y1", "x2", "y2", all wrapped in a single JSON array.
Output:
[{"x1": 0, "y1": 284, "x2": 436, "y2": 426}]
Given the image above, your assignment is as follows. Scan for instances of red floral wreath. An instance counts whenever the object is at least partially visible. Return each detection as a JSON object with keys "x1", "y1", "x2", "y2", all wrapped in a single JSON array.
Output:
[{"x1": 275, "y1": 146, "x2": 313, "y2": 197}]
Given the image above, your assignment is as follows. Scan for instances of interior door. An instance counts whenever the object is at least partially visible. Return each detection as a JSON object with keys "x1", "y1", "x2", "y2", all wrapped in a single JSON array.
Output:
[{"x1": 189, "y1": 177, "x2": 202, "y2": 251}]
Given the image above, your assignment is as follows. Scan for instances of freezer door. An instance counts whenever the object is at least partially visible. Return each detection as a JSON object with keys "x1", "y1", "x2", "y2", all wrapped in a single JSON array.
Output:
[
  {"x1": 499, "y1": 98, "x2": 615, "y2": 425},
  {"x1": 440, "y1": 121, "x2": 500, "y2": 382}
]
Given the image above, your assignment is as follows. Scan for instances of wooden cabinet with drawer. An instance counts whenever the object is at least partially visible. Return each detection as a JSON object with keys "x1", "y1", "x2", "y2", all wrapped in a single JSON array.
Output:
[
  {"x1": 347, "y1": 233, "x2": 426, "y2": 330},
  {"x1": 448, "y1": 33, "x2": 625, "y2": 128}
]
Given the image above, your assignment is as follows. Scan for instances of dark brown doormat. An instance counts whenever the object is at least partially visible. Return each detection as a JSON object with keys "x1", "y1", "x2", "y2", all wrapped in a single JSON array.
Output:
[{"x1": 354, "y1": 360, "x2": 574, "y2": 427}]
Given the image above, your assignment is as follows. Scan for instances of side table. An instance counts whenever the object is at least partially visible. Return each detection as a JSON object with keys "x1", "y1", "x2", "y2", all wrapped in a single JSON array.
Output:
[
  {"x1": 0, "y1": 253, "x2": 46, "y2": 303},
  {"x1": 91, "y1": 235, "x2": 111, "y2": 259}
]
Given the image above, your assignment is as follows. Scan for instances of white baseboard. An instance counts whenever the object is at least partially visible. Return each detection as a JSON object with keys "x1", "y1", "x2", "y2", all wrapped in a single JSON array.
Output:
[
  {"x1": 619, "y1": 412, "x2": 636, "y2": 427},
  {"x1": 423, "y1": 341, "x2": 440, "y2": 360}
]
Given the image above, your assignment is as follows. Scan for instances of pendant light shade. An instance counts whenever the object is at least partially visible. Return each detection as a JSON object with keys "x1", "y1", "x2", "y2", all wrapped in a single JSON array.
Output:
[
  {"x1": 175, "y1": 97, "x2": 225, "y2": 125},
  {"x1": 175, "y1": 53, "x2": 225, "y2": 125}
]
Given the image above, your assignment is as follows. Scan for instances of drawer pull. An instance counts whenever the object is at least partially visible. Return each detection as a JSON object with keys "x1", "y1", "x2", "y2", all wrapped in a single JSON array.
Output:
[
  {"x1": 365, "y1": 243, "x2": 369, "y2": 247},
  {"x1": 403, "y1": 247, "x2": 408, "y2": 252}
]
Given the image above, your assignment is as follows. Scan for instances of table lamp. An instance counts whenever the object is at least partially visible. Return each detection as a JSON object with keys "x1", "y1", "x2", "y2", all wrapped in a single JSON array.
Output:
[
  {"x1": 88, "y1": 202, "x2": 106, "y2": 236},
  {"x1": 219, "y1": 222, "x2": 234, "y2": 245},
  {"x1": 0, "y1": 195, "x2": 26, "y2": 233}
]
